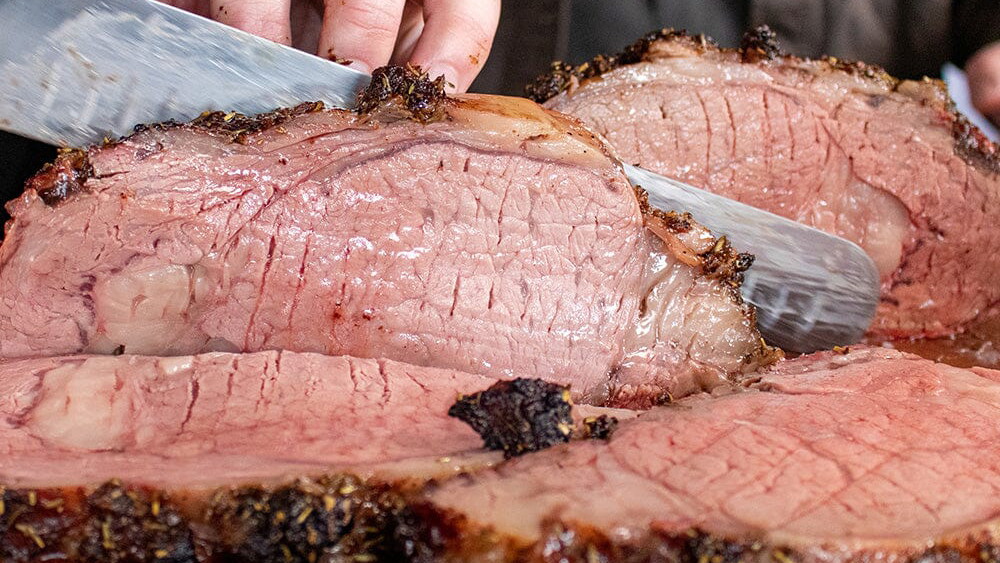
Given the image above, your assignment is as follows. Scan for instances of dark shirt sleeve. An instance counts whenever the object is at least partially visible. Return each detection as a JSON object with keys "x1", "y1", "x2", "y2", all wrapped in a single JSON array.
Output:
[{"x1": 952, "y1": 0, "x2": 1000, "y2": 66}]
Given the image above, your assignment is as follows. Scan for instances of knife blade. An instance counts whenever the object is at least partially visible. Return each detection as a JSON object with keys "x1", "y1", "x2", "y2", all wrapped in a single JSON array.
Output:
[
  {"x1": 0, "y1": 0, "x2": 370, "y2": 146},
  {"x1": 0, "y1": 0, "x2": 880, "y2": 352}
]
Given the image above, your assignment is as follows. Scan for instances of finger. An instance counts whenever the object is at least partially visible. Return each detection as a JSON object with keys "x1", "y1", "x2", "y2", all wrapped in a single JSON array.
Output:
[
  {"x1": 210, "y1": 0, "x2": 293, "y2": 45},
  {"x1": 407, "y1": 0, "x2": 500, "y2": 92},
  {"x1": 318, "y1": 0, "x2": 406, "y2": 73},
  {"x1": 967, "y1": 41, "x2": 1000, "y2": 121},
  {"x1": 158, "y1": 0, "x2": 212, "y2": 18},
  {"x1": 390, "y1": 0, "x2": 425, "y2": 65}
]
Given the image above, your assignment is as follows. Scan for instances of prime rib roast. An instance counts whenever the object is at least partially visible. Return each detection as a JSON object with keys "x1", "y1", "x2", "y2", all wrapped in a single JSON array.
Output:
[
  {"x1": 0, "y1": 68, "x2": 771, "y2": 408},
  {"x1": 2, "y1": 348, "x2": 999, "y2": 562},
  {"x1": 2, "y1": 63, "x2": 999, "y2": 562},
  {"x1": 529, "y1": 27, "x2": 1000, "y2": 341}
]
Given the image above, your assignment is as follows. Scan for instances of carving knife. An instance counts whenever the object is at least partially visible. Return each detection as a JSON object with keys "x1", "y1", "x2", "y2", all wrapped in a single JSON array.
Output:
[{"x1": 0, "y1": 0, "x2": 881, "y2": 353}]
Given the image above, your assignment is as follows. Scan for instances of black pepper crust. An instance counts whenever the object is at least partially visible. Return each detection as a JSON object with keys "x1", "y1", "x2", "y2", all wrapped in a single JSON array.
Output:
[
  {"x1": 207, "y1": 475, "x2": 438, "y2": 563},
  {"x1": 526, "y1": 27, "x2": 1000, "y2": 174},
  {"x1": 580, "y1": 415, "x2": 619, "y2": 440},
  {"x1": 0, "y1": 481, "x2": 195, "y2": 562},
  {"x1": 633, "y1": 186, "x2": 755, "y2": 291},
  {"x1": 441, "y1": 519, "x2": 1000, "y2": 563},
  {"x1": 738, "y1": 25, "x2": 782, "y2": 63},
  {"x1": 3, "y1": 477, "x2": 1000, "y2": 561},
  {"x1": 356, "y1": 65, "x2": 449, "y2": 123},
  {"x1": 448, "y1": 378, "x2": 575, "y2": 458}
]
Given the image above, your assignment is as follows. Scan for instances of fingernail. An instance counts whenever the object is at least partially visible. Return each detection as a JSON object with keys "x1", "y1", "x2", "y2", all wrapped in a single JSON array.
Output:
[
  {"x1": 347, "y1": 60, "x2": 373, "y2": 75},
  {"x1": 424, "y1": 64, "x2": 461, "y2": 93}
]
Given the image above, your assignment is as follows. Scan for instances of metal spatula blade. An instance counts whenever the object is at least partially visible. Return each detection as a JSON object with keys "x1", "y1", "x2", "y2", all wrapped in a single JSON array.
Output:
[
  {"x1": 627, "y1": 165, "x2": 879, "y2": 352},
  {"x1": 0, "y1": 0, "x2": 881, "y2": 352}
]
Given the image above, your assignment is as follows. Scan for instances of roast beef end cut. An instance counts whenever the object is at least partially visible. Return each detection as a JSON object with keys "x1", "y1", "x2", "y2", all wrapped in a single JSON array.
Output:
[
  {"x1": 534, "y1": 28, "x2": 1000, "y2": 340},
  {"x1": 0, "y1": 67, "x2": 771, "y2": 405}
]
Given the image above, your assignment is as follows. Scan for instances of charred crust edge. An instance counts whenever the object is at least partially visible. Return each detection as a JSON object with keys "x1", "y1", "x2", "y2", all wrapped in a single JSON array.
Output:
[
  {"x1": 525, "y1": 28, "x2": 715, "y2": 103},
  {"x1": 0, "y1": 481, "x2": 195, "y2": 562},
  {"x1": 526, "y1": 27, "x2": 1000, "y2": 173},
  {"x1": 738, "y1": 25, "x2": 782, "y2": 63},
  {"x1": 356, "y1": 65, "x2": 450, "y2": 124},
  {"x1": 633, "y1": 186, "x2": 754, "y2": 291},
  {"x1": 124, "y1": 100, "x2": 327, "y2": 146},
  {"x1": 185, "y1": 101, "x2": 326, "y2": 143},
  {"x1": 448, "y1": 378, "x2": 575, "y2": 458},
  {"x1": 23, "y1": 148, "x2": 94, "y2": 207},
  {"x1": 0, "y1": 476, "x2": 438, "y2": 563},
  {"x1": 634, "y1": 185, "x2": 782, "y2": 364},
  {"x1": 4, "y1": 477, "x2": 993, "y2": 562},
  {"x1": 507, "y1": 522, "x2": 1000, "y2": 563}
]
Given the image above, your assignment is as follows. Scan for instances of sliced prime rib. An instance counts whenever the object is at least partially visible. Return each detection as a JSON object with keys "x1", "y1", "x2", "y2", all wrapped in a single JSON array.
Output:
[
  {"x1": 0, "y1": 350, "x2": 636, "y2": 562},
  {"x1": 530, "y1": 28, "x2": 1000, "y2": 340},
  {"x1": 4, "y1": 348, "x2": 999, "y2": 562},
  {"x1": 424, "y1": 347, "x2": 1000, "y2": 561},
  {"x1": 0, "y1": 68, "x2": 773, "y2": 406},
  {"x1": 0, "y1": 350, "x2": 505, "y2": 490}
]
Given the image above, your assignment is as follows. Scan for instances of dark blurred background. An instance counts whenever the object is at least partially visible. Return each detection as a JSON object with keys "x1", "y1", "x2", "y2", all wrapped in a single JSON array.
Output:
[{"x1": 4, "y1": 0, "x2": 1000, "y2": 225}]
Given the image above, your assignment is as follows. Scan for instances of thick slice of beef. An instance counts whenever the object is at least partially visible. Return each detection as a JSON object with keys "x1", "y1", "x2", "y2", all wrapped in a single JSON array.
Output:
[
  {"x1": 0, "y1": 352, "x2": 635, "y2": 562},
  {"x1": 5, "y1": 348, "x2": 999, "y2": 562},
  {"x1": 425, "y1": 347, "x2": 1000, "y2": 561},
  {"x1": 0, "y1": 350, "x2": 507, "y2": 490},
  {"x1": 0, "y1": 77, "x2": 772, "y2": 405},
  {"x1": 532, "y1": 29, "x2": 1000, "y2": 340}
]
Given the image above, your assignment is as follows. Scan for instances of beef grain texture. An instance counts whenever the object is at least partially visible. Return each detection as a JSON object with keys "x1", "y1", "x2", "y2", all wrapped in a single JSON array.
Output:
[
  {"x1": 534, "y1": 29, "x2": 1000, "y2": 340},
  {"x1": 4, "y1": 348, "x2": 1000, "y2": 562},
  {"x1": 426, "y1": 347, "x2": 1000, "y2": 562},
  {"x1": 0, "y1": 350, "x2": 507, "y2": 489},
  {"x1": 0, "y1": 88, "x2": 773, "y2": 406}
]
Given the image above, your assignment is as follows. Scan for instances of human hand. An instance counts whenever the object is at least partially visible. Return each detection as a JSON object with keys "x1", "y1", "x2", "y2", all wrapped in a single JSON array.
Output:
[
  {"x1": 162, "y1": 0, "x2": 501, "y2": 93},
  {"x1": 966, "y1": 41, "x2": 1000, "y2": 126}
]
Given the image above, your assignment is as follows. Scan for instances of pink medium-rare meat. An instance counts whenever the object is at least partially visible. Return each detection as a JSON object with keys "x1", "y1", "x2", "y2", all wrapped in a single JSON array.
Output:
[
  {"x1": 532, "y1": 28, "x2": 1000, "y2": 339},
  {"x1": 0, "y1": 350, "x2": 506, "y2": 490},
  {"x1": 6, "y1": 348, "x2": 1000, "y2": 562},
  {"x1": 424, "y1": 347, "x2": 1000, "y2": 561},
  {"x1": 0, "y1": 352, "x2": 634, "y2": 562},
  {"x1": 0, "y1": 69, "x2": 773, "y2": 406}
]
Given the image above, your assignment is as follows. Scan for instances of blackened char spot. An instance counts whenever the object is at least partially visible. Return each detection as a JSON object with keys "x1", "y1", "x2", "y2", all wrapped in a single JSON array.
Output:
[
  {"x1": 739, "y1": 25, "x2": 782, "y2": 63},
  {"x1": 24, "y1": 149, "x2": 93, "y2": 206},
  {"x1": 448, "y1": 378, "x2": 574, "y2": 458},
  {"x1": 581, "y1": 415, "x2": 618, "y2": 440},
  {"x1": 356, "y1": 65, "x2": 448, "y2": 123}
]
